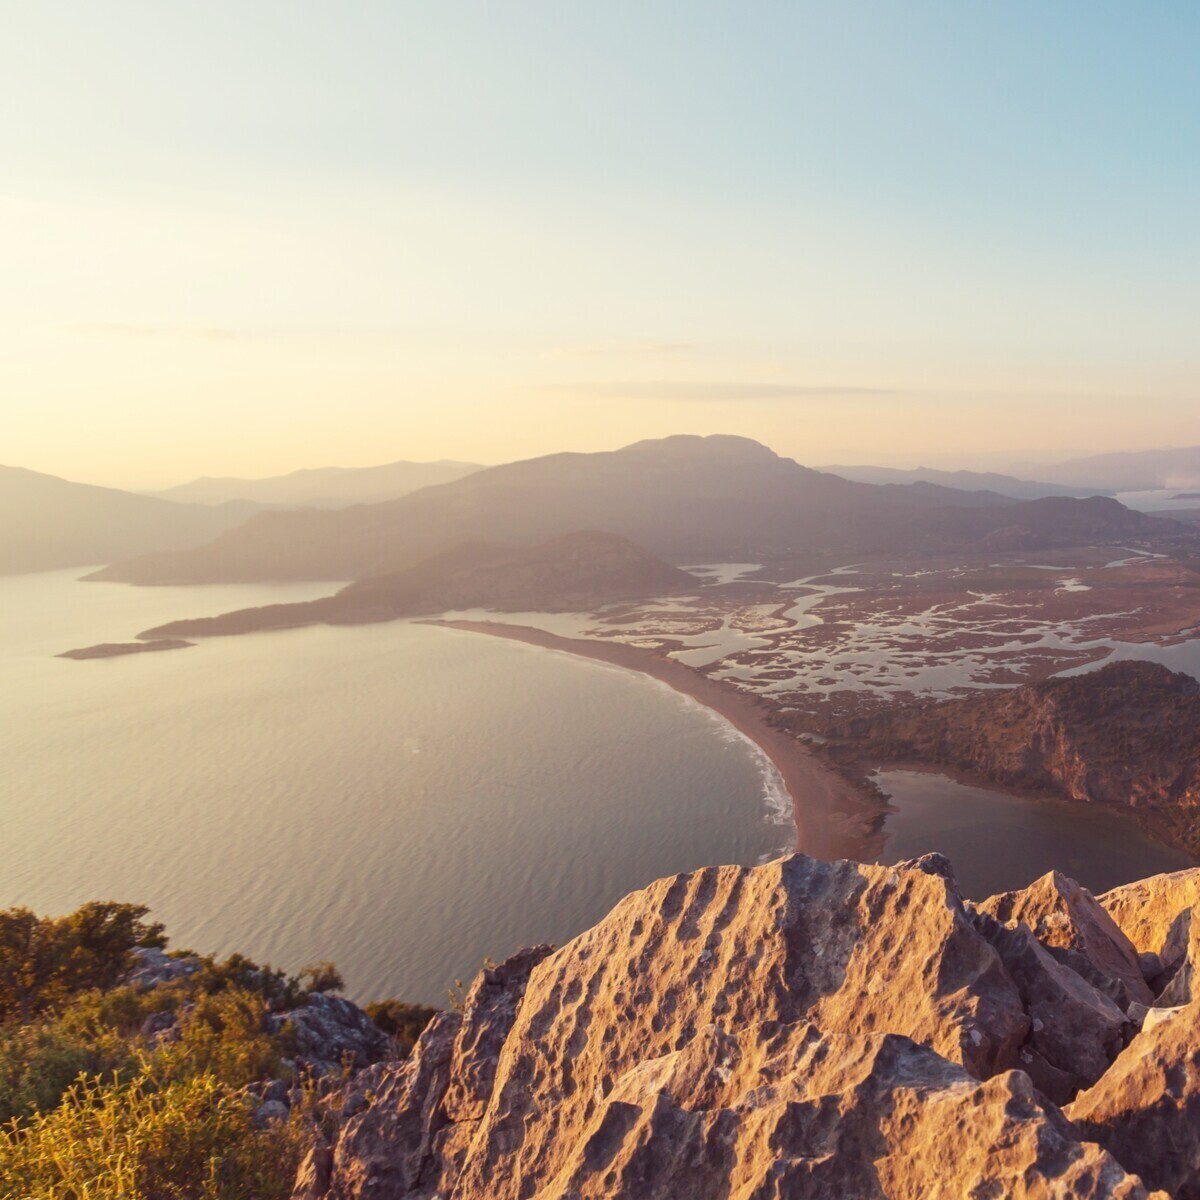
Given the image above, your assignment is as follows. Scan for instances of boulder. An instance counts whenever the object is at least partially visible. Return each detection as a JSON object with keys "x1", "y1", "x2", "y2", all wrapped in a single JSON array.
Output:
[
  {"x1": 253, "y1": 1098, "x2": 290, "y2": 1127},
  {"x1": 125, "y1": 945, "x2": 202, "y2": 988},
  {"x1": 970, "y1": 912, "x2": 1129, "y2": 1103},
  {"x1": 1100, "y1": 867, "x2": 1200, "y2": 979},
  {"x1": 1069, "y1": 998, "x2": 1200, "y2": 1200},
  {"x1": 980, "y1": 870, "x2": 1153, "y2": 1009},
  {"x1": 271, "y1": 992, "x2": 388, "y2": 1077}
]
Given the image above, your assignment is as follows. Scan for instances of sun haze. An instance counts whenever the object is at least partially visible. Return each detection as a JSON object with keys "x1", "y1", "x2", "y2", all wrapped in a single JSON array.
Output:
[{"x1": 2, "y1": 3, "x2": 1198, "y2": 487}]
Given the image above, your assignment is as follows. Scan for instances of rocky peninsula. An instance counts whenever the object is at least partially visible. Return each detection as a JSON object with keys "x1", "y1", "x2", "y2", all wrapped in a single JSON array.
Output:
[
  {"x1": 823, "y1": 660, "x2": 1200, "y2": 856},
  {"x1": 58, "y1": 638, "x2": 194, "y2": 660},
  {"x1": 135, "y1": 532, "x2": 692, "y2": 640}
]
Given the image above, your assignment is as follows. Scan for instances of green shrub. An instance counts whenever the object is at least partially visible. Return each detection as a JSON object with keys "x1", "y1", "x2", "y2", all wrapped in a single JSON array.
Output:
[
  {"x1": 297, "y1": 962, "x2": 344, "y2": 996},
  {"x1": 0, "y1": 1071, "x2": 305, "y2": 1200},
  {"x1": 363, "y1": 1000, "x2": 438, "y2": 1057},
  {"x1": 155, "y1": 990, "x2": 282, "y2": 1090},
  {"x1": 0, "y1": 903, "x2": 165, "y2": 1023},
  {"x1": 0, "y1": 1014, "x2": 135, "y2": 1126}
]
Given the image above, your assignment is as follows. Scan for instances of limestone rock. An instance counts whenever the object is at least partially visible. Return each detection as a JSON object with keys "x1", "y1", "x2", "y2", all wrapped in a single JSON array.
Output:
[
  {"x1": 970, "y1": 911, "x2": 1129, "y2": 1103},
  {"x1": 329, "y1": 1012, "x2": 461, "y2": 1198},
  {"x1": 293, "y1": 1146, "x2": 333, "y2": 1200},
  {"x1": 451, "y1": 855, "x2": 1029, "y2": 1197},
  {"x1": 531, "y1": 1023, "x2": 1156, "y2": 1200},
  {"x1": 441, "y1": 944, "x2": 552, "y2": 1124},
  {"x1": 125, "y1": 945, "x2": 202, "y2": 988},
  {"x1": 1069, "y1": 998, "x2": 1200, "y2": 1199},
  {"x1": 301, "y1": 855, "x2": 1175, "y2": 1199},
  {"x1": 980, "y1": 870, "x2": 1153, "y2": 1008},
  {"x1": 270, "y1": 992, "x2": 388, "y2": 1077},
  {"x1": 1100, "y1": 867, "x2": 1200, "y2": 978}
]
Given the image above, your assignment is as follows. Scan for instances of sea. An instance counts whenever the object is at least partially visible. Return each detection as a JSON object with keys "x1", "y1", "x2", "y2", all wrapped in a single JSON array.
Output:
[
  {"x1": 0, "y1": 569, "x2": 789, "y2": 1005},
  {"x1": 4, "y1": 568, "x2": 1196, "y2": 1004}
]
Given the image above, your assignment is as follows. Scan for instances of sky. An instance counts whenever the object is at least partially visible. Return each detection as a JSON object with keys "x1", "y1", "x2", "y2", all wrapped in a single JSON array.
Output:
[{"x1": 3, "y1": 2, "x2": 1199, "y2": 489}]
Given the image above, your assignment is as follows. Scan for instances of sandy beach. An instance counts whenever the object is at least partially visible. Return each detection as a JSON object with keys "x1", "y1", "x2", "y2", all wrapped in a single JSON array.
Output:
[{"x1": 424, "y1": 619, "x2": 880, "y2": 862}]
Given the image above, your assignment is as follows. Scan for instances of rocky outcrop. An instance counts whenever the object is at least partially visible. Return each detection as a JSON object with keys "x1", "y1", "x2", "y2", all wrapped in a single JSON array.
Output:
[
  {"x1": 827, "y1": 660, "x2": 1200, "y2": 855},
  {"x1": 271, "y1": 993, "x2": 389, "y2": 1077},
  {"x1": 125, "y1": 945, "x2": 203, "y2": 987},
  {"x1": 968, "y1": 911, "x2": 1129, "y2": 1103},
  {"x1": 1070, "y1": 1000, "x2": 1200, "y2": 1199},
  {"x1": 297, "y1": 854, "x2": 1177, "y2": 1199},
  {"x1": 979, "y1": 870, "x2": 1154, "y2": 1009},
  {"x1": 1101, "y1": 867, "x2": 1200, "y2": 982}
]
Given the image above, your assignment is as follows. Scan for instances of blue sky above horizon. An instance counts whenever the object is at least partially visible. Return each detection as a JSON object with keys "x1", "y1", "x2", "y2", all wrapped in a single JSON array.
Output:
[{"x1": 3, "y1": 2, "x2": 1198, "y2": 487}]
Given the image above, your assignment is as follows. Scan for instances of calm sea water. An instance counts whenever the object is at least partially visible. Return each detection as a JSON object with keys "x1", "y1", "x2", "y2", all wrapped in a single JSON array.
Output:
[
  {"x1": 0, "y1": 570, "x2": 788, "y2": 1005},
  {"x1": 875, "y1": 769, "x2": 1194, "y2": 898}
]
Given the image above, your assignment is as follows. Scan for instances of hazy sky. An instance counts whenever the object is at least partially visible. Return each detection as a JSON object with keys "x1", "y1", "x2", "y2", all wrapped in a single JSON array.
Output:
[{"x1": 4, "y1": 3, "x2": 1199, "y2": 488}]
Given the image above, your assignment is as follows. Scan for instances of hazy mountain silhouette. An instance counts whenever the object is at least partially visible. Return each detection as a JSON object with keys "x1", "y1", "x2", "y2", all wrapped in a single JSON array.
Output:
[
  {"x1": 822, "y1": 464, "x2": 1111, "y2": 500},
  {"x1": 1042, "y1": 446, "x2": 1200, "y2": 492},
  {"x1": 0, "y1": 465, "x2": 266, "y2": 576},
  {"x1": 154, "y1": 459, "x2": 482, "y2": 508},
  {"x1": 88, "y1": 435, "x2": 1183, "y2": 585}
]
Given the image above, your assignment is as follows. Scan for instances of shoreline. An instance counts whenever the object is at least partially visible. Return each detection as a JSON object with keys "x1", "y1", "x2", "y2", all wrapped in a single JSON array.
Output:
[{"x1": 423, "y1": 619, "x2": 881, "y2": 862}]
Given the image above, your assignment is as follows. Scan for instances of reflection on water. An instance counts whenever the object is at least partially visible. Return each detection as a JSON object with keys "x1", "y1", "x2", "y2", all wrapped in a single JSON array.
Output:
[
  {"x1": 0, "y1": 570, "x2": 786, "y2": 1006},
  {"x1": 874, "y1": 769, "x2": 1193, "y2": 899}
]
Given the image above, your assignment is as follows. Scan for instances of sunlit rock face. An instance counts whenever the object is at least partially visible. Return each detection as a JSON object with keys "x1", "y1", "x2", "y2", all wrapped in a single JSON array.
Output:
[
  {"x1": 295, "y1": 854, "x2": 1193, "y2": 1200},
  {"x1": 1069, "y1": 1000, "x2": 1200, "y2": 1200}
]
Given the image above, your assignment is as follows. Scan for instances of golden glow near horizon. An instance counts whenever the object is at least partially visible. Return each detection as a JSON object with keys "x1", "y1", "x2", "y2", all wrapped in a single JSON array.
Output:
[{"x1": 3, "y1": 4, "x2": 1198, "y2": 490}]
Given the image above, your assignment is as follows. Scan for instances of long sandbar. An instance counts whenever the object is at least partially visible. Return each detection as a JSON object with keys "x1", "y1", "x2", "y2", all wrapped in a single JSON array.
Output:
[{"x1": 424, "y1": 619, "x2": 878, "y2": 861}]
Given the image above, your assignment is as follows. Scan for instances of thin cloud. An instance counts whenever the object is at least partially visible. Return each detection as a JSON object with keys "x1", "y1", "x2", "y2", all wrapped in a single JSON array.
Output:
[
  {"x1": 66, "y1": 322, "x2": 237, "y2": 342},
  {"x1": 545, "y1": 380, "x2": 897, "y2": 401},
  {"x1": 540, "y1": 341, "x2": 695, "y2": 361}
]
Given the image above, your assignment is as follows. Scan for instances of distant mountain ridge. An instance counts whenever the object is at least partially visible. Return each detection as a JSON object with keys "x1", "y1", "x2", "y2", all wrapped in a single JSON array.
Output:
[
  {"x1": 0, "y1": 465, "x2": 266, "y2": 577},
  {"x1": 154, "y1": 459, "x2": 482, "y2": 508},
  {"x1": 138, "y1": 532, "x2": 692, "y2": 639},
  {"x1": 1041, "y1": 446, "x2": 1200, "y2": 492},
  {"x1": 88, "y1": 435, "x2": 1184, "y2": 585},
  {"x1": 822, "y1": 463, "x2": 1112, "y2": 500}
]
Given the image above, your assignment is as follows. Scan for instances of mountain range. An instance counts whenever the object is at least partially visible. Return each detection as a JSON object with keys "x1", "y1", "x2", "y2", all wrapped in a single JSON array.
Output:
[
  {"x1": 1039, "y1": 446, "x2": 1200, "y2": 492},
  {"x1": 87, "y1": 435, "x2": 1182, "y2": 586},
  {"x1": 0, "y1": 466, "x2": 265, "y2": 577},
  {"x1": 822, "y1": 464, "x2": 1111, "y2": 500},
  {"x1": 153, "y1": 459, "x2": 481, "y2": 508}
]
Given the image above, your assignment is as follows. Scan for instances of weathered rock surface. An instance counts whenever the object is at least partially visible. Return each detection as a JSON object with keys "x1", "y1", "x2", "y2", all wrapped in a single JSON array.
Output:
[
  {"x1": 969, "y1": 911, "x2": 1129, "y2": 1103},
  {"x1": 125, "y1": 945, "x2": 203, "y2": 988},
  {"x1": 270, "y1": 993, "x2": 389, "y2": 1077},
  {"x1": 1070, "y1": 999, "x2": 1200, "y2": 1199},
  {"x1": 299, "y1": 854, "x2": 1175, "y2": 1199},
  {"x1": 523, "y1": 1024, "x2": 1153, "y2": 1200},
  {"x1": 1101, "y1": 867, "x2": 1200, "y2": 985},
  {"x1": 979, "y1": 870, "x2": 1154, "y2": 1009}
]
